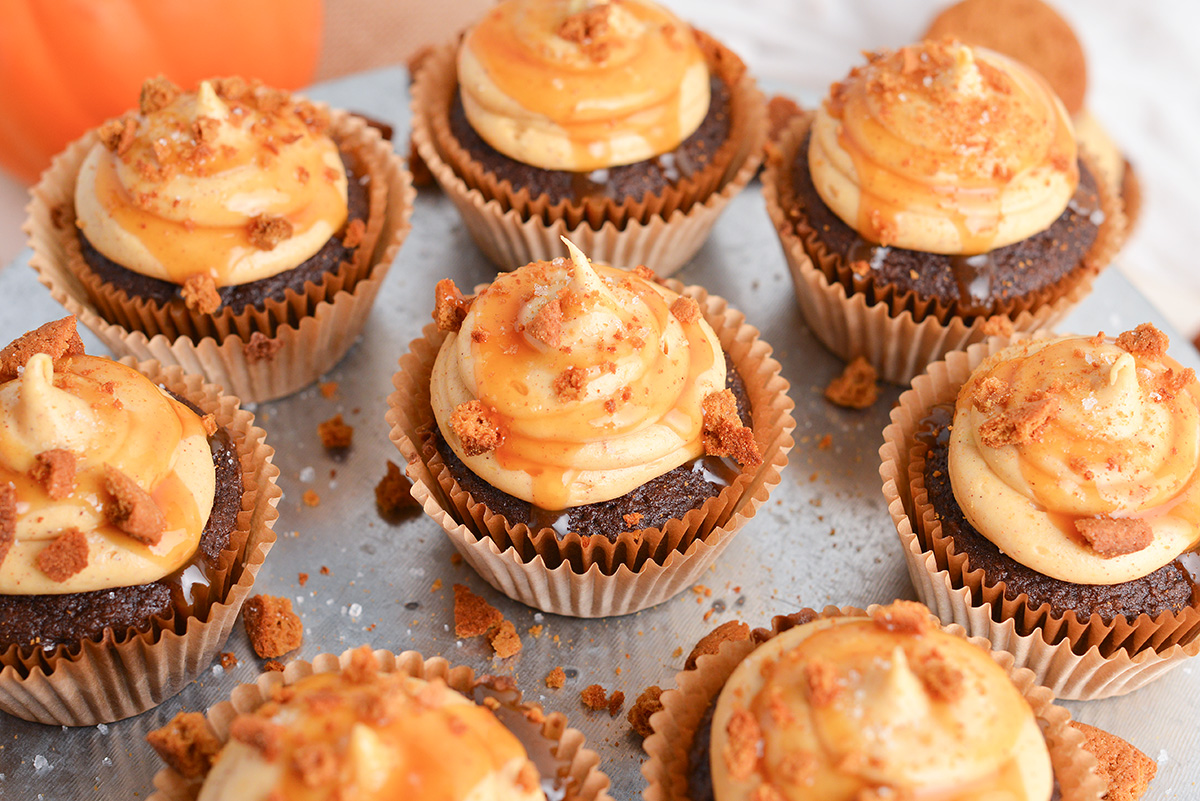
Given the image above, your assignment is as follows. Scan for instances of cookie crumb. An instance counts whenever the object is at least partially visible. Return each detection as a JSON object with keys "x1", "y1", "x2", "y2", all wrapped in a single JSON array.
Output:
[
  {"x1": 243, "y1": 331, "x2": 282, "y2": 364},
  {"x1": 553, "y1": 366, "x2": 588, "y2": 402},
  {"x1": 632, "y1": 265, "x2": 659, "y2": 283},
  {"x1": 30, "y1": 449, "x2": 77, "y2": 500},
  {"x1": 228, "y1": 716, "x2": 283, "y2": 761},
  {"x1": 488, "y1": 620, "x2": 522, "y2": 658},
  {"x1": 669, "y1": 296, "x2": 701, "y2": 325},
  {"x1": 219, "y1": 652, "x2": 238, "y2": 670},
  {"x1": 804, "y1": 659, "x2": 840, "y2": 706},
  {"x1": 36, "y1": 528, "x2": 89, "y2": 582},
  {"x1": 147, "y1": 712, "x2": 221, "y2": 780},
  {"x1": 723, "y1": 708, "x2": 761, "y2": 780},
  {"x1": 342, "y1": 218, "x2": 366, "y2": 249},
  {"x1": 302, "y1": 489, "x2": 321, "y2": 507},
  {"x1": 0, "y1": 317, "x2": 85, "y2": 381},
  {"x1": 971, "y1": 375, "x2": 1011, "y2": 413},
  {"x1": 0, "y1": 485, "x2": 15, "y2": 569},
  {"x1": 98, "y1": 117, "x2": 139, "y2": 156},
  {"x1": 581, "y1": 684, "x2": 608, "y2": 711},
  {"x1": 453, "y1": 583, "x2": 503, "y2": 638},
  {"x1": 701, "y1": 389, "x2": 762, "y2": 467},
  {"x1": 627, "y1": 685, "x2": 664, "y2": 738},
  {"x1": 247, "y1": 215, "x2": 293, "y2": 250},
  {"x1": 181, "y1": 274, "x2": 221, "y2": 314},
  {"x1": 140, "y1": 76, "x2": 181, "y2": 114},
  {"x1": 1071, "y1": 721, "x2": 1157, "y2": 801},
  {"x1": 319, "y1": 381, "x2": 339, "y2": 399},
  {"x1": 298, "y1": 572, "x2": 308, "y2": 587},
  {"x1": 317, "y1": 414, "x2": 354, "y2": 449},
  {"x1": 607, "y1": 690, "x2": 625, "y2": 717},
  {"x1": 871, "y1": 600, "x2": 931, "y2": 635},
  {"x1": 344, "y1": 645, "x2": 380, "y2": 684},
  {"x1": 980, "y1": 316, "x2": 1015, "y2": 337},
  {"x1": 527, "y1": 299, "x2": 564, "y2": 348},
  {"x1": 243, "y1": 594, "x2": 303, "y2": 658},
  {"x1": 375, "y1": 460, "x2": 416, "y2": 516},
  {"x1": 104, "y1": 464, "x2": 166, "y2": 545},
  {"x1": 200, "y1": 413, "x2": 218, "y2": 436},
  {"x1": 433, "y1": 279, "x2": 472, "y2": 332},
  {"x1": 1116, "y1": 323, "x2": 1169, "y2": 358},
  {"x1": 1076, "y1": 517, "x2": 1154, "y2": 557},
  {"x1": 263, "y1": 660, "x2": 286, "y2": 672},
  {"x1": 450, "y1": 400, "x2": 504, "y2": 456},
  {"x1": 824, "y1": 357, "x2": 878, "y2": 409},
  {"x1": 623, "y1": 512, "x2": 644, "y2": 529},
  {"x1": 686, "y1": 620, "x2": 750, "y2": 670},
  {"x1": 545, "y1": 667, "x2": 566, "y2": 689},
  {"x1": 916, "y1": 651, "x2": 965, "y2": 702},
  {"x1": 979, "y1": 393, "x2": 1059, "y2": 447}
]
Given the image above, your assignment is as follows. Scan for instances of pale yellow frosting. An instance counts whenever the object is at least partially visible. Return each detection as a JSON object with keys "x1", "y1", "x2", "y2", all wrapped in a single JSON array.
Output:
[
  {"x1": 949, "y1": 334, "x2": 1200, "y2": 584},
  {"x1": 809, "y1": 40, "x2": 1078, "y2": 255},
  {"x1": 75, "y1": 80, "x2": 348, "y2": 288},
  {"x1": 710, "y1": 615, "x2": 1053, "y2": 801},
  {"x1": 457, "y1": 0, "x2": 710, "y2": 172},
  {"x1": 197, "y1": 670, "x2": 543, "y2": 801},
  {"x1": 430, "y1": 241, "x2": 726, "y2": 510},
  {"x1": 0, "y1": 353, "x2": 215, "y2": 594}
]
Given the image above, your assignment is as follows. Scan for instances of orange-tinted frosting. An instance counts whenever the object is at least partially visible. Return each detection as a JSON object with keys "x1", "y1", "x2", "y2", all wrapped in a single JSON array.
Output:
[
  {"x1": 457, "y1": 0, "x2": 711, "y2": 171},
  {"x1": 809, "y1": 39, "x2": 1078, "y2": 255},
  {"x1": 197, "y1": 667, "x2": 543, "y2": 801},
  {"x1": 74, "y1": 78, "x2": 348, "y2": 288},
  {"x1": 0, "y1": 353, "x2": 214, "y2": 595},
  {"x1": 430, "y1": 241, "x2": 726, "y2": 510}
]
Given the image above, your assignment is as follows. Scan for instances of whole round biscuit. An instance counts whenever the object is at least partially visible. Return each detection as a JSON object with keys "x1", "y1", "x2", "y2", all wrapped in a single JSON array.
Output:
[{"x1": 924, "y1": 0, "x2": 1087, "y2": 115}]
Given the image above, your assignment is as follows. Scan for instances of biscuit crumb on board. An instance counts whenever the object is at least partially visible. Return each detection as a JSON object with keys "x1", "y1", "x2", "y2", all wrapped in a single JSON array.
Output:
[
  {"x1": 450, "y1": 400, "x2": 504, "y2": 456},
  {"x1": 545, "y1": 667, "x2": 566, "y2": 689},
  {"x1": 488, "y1": 620, "x2": 522, "y2": 658},
  {"x1": 243, "y1": 331, "x2": 282, "y2": 364},
  {"x1": 1076, "y1": 517, "x2": 1154, "y2": 557},
  {"x1": 607, "y1": 690, "x2": 625, "y2": 717},
  {"x1": 686, "y1": 620, "x2": 751, "y2": 670},
  {"x1": 30, "y1": 449, "x2": 77, "y2": 500},
  {"x1": 243, "y1": 594, "x2": 303, "y2": 659},
  {"x1": 302, "y1": 489, "x2": 321, "y2": 507},
  {"x1": 263, "y1": 660, "x2": 285, "y2": 672},
  {"x1": 581, "y1": 684, "x2": 608, "y2": 711},
  {"x1": 146, "y1": 711, "x2": 221, "y2": 780},
  {"x1": 453, "y1": 583, "x2": 503, "y2": 637},
  {"x1": 319, "y1": 381, "x2": 339, "y2": 399},
  {"x1": 627, "y1": 685, "x2": 664, "y2": 738},
  {"x1": 104, "y1": 464, "x2": 166, "y2": 545},
  {"x1": 181, "y1": 274, "x2": 221, "y2": 314},
  {"x1": 824, "y1": 357, "x2": 879, "y2": 409},
  {"x1": 36, "y1": 528, "x2": 89, "y2": 582},
  {"x1": 1071, "y1": 721, "x2": 1157, "y2": 801},
  {"x1": 701, "y1": 390, "x2": 762, "y2": 467},
  {"x1": 219, "y1": 652, "x2": 238, "y2": 670},
  {"x1": 0, "y1": 316, "x2": 85, "y2": 381},
  {"x1": 317, "y1": 414, "x2": 354, "y2": 449}
]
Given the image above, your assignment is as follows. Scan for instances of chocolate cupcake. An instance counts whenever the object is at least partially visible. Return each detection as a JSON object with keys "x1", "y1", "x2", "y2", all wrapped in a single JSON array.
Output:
[
  {"x1": 147, "y1": 646, "x2": 613, "y2": 801},
  {"x1": 881, "y1": 326, "x2": 1200, "y2": 700},
  {"x1": 0, "y1": 318, "x2": 279, "y2": 725},
  {"x1": 762, "y1": 39, "x2": 1122, "y2": 384},
  {"x1": 410, "y1": 0, "x2": 767, "y2": 276},
  {"x1": 641, "y1": 602, "x2": 1109, "y2": 801},
  {"x1": 27, "y1": 76, "x2": 414, "y2": 402},
  {"x1": 387, "y1": 241, "x2": 793, "y2": 617}
]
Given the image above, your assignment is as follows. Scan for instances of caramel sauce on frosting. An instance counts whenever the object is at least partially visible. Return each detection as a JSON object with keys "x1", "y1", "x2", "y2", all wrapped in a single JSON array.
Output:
[
  {"x1": 0, "y1": 354, "x2": 214, "y2": 595},
  {"x1": 430, "y1": 241, "x2": 725, "y2": 510},
  {"x1": 949, "y1": 333, "x2": 1200, "y2": 584},
  {"x1": 809, "y1": 40, "x2": 1078, "y2": 256},
  {"x1": 457, "y1": 0, "x2": 711, "y2": 172},
  {"x1": 196, "y1": 670, "x2": 543, "y2": 801},
  {"x1": 75, "y1": 79, "x2": 348, "y2": 288},
  {"x1": 710, "y1": 615, "x2": 1053, "y2": 801}
]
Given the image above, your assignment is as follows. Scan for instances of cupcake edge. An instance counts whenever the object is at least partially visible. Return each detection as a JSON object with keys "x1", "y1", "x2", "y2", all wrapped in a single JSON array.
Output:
[
  {"x1": 147, "y1": 646, "x2": 614, "y2": 801},
  {"x1": 0, "y1": 359, "x2": 281, "y2": 725},
  {"x1": 640, "y1": 605, "x2": 1109, "y2": 801},
  {"x1": 880, "y1": 333, "x2": 1200, "y2": 700}
]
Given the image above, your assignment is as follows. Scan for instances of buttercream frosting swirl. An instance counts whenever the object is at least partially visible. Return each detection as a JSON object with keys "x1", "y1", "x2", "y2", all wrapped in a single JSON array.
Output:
[
  {"x1": 0, "y1": 353, "x2": 215, "y2": 595},
  {"x1": 197, "y1": 661, "x2": 543, "y2": 801},
  {"x1": 430, "y1": 241, "x2": 726, "y2": 510},
  {"x1": 457, "y1": 0, "x2": 711, "y2": 172},
  {"x1": 949, "y1": 330, "x2": 1200, "y2": 585},
  {"x1": 809, "y1": 39, "x2": 1078, "y2": 255},
  {"x1": 710, "y1": 610, "x2": 1053, "y2": 801},
  {"x1": 75, "y1": 77, "x2": 348, "y2": 288}
]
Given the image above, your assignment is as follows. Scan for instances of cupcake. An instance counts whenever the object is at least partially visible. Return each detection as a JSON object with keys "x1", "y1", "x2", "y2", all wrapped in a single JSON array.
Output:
[
  {"x1": 762, "y1": 39, "x2": 1123, "y2": 384},
  {"x1": 641, "y1": 602, "x2": 1109, "y2": 801},
  {"x1": 27, "y1": 76, "x2": 414, "y2": 402},
  {"x1": 147, "y1": 646, "x2": 613, "y2": 801},
  {"x1": 410, "y1": 0, "x2": 767, "y2": 276},
  {"x1": 881, "y1": 325, "x2": 1200, "y2": 700},
  {"x1": 0, "y1": 317, "x2": 279, "y2": 725},
  {"x1": 387, "y1": 240, "x2": 793, "y2": 616}
]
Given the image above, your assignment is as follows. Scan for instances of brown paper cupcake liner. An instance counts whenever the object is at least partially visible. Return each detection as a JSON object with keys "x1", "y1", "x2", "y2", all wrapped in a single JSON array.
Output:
[
  {"x1": 763, "y1": 114, "x2": 1102, "y2": 385},
  {"x1": 148, "y1": 647, "x2": 614, "y2": 801},
  {"x1": 641, "y1": 605, "x2": 1107, "y2": 801},
  {"x1": 386, "y1": 282, "x2": 794, "y2": 617},
  {"x1": 880, "y1": 335, "x2": 1200, "y2": 699},
  {"x1": 0, "y1": 361, "x2": 281, "y2": 725},
  {"x1": 411, "y1": 37, "x2": 766, "y2": 276}
]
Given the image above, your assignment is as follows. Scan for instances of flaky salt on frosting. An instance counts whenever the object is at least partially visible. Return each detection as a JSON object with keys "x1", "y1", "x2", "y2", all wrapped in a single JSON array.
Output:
[
  {"x1": 949, "y1": 325, "x2": 1200, "y2": 585},
  {"x1": 430, "y1": 240, "x2": 730, "y2": 510},
  {"x1": 710, "y1": 605, "x2": 1053, "y2": 801},
  {"x1": 75, "y1": 76, "x2": 348, "y2": 288},
  {"x1": 809, "y1": 39, "x2": 1078, "y2": 255},
  {"x1": 457, "y1": 0, "x2": 711, "y2": 172},
  {"x1": 0, "y1": 324, "x2": 214, "y2": 595},
  {"x1": 196, "y1": 650, "x2": 543, "y2": 801}
]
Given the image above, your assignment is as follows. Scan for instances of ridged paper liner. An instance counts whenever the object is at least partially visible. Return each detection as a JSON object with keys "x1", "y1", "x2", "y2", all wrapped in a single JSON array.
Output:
[
  {"x1": 641, "y1": 606, "x2": 1107, "y2": 801},
  {"x1": 26, "y1": 108, "x2": 415, "y2": 402},
  {"x1": 0, "y1": 360, "x2": 280, "y2": 725},
  {"x1": 386, "y1": 282, "x2": 794, "y2": 617},
  {"x1": 148, "y1": 647, "x2": 614, "y2": 801},
  {"x1": 410, "y1": 35, "x2": 766, "y2": 276},
  {"x1": 762, "y1": 114, "x2": 1117, "y2": 385},
  {"x1": 880, "y1": 334, "x2": 1200, "y2": 700}
]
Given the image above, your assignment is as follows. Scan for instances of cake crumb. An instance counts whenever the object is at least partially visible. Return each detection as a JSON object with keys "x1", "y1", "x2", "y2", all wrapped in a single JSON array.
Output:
[
  {"x1": 342, "y1": 218, "x2": 366, "y2": 249},
  {"x1": 488, "y1": 620, "x2": 522, "y2": 658},
  {"x1": 450, "y1": 400, "x2": 504, "y2": 456},
  {"x1": 545, "y1": 667, "x2": 566, "y2": 689},
  {"x1": 146, "y1": 712, "x2": 221, "y2": 780},
  {"x1": 1071, "y1": 721, "x2": 1157, "y2": 801},
  {"x1": 181, "y1": 274, "x2": 221, "y2": 314},
  {"x1": 317, "y1": 414, "x2": 354, "y2": 449},
  {"x1": 302, "y1": 489, "x2": 321, "y2": 507},
  {"x1": 453, "y1": 583, "x2": 503, "y2": 637},
  {"x1": 627, "y1": 685, "x2": 664, "y2": 738},
  {"x1": 607, "y1": 690, "x2": 625, "y2": 717},
  {"x1": 30, "y1": 449, "x2": 77, "y2": 500},
  {"x1": 581, "y1": 684, "x2": 608, "y2": 711},
  {"x1": 1076, "y1": 517, "x2": 1154, "y2": 557},
  {"x1": 824, "y1": 357, "x2": 878, "y2": 409},
  {"x1": 375, "y1": 460, "x2": 416, "y2": 517},
  {"x1": 1116, "y1": 323, "x2": 1169, "y2": 358},
  {"x1": 433, "y1": 279, "x2": 472, "y2": 332},
  {"x1": 247, "y1": 214, "x2": 293, "y2": 250},
  {"x1": 219, "y1": 652, "x2": 238, "y2": 670},
  {"x1": 104, "y1": 464, "x2": 166, "y2": 545},
  {"x1": 318, "y1": 381, "x2": 339, "y2": 399},
  {"x1": 871, "y1": 600, "x2": 930, "y2": 635},
  {"x1": 243, "y1": 331, "x2": 282, "y2": 364},
  {"x1": 0, "y1": 316, "x2": 86, "y2": 381},
  {"x1": 243, "y1": 595, "x2": 303, "y2": 658},
  {"x1": 36, "y1": 528, "x2": 89, "y2": 582},
  {"x1": 686, "y1": 620, "x2": 751, "y2": 669},
  {"x1": 701, "y1": 389, "x2": 762, "y2": 467}
]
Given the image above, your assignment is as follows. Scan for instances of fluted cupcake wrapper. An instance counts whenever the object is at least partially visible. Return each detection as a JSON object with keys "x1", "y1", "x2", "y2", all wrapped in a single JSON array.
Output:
[
  {"x1": 641, "y1": 605, "x2": 1107, "y2": 801},
  {"x1": 148, "y1": 647, "x2": 614, "y2": 801},
  {"x1": 762, "y1": 114, "x2": 1120, "y2": 385},
  {"x1": 386, "y1": 281, "x2": 794, "y2": 617},
  {"x1": 410, "y1": 33, "x2": 767, "y2": 276},
  {"x1": 26, "y1": 107, "x2": 415, "y2": 402},
  {"x1": 0, "y1": 361, "x2": 280, "y2": 725},
  {"x1": 880, "y1": 334, "x2": 1200, "y2": 700}
]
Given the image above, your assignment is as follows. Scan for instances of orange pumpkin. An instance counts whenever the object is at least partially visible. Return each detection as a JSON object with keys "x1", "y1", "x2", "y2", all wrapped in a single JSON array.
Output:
[{"x1": 0, "y1": 0, "x2": 324, "y2": 184}]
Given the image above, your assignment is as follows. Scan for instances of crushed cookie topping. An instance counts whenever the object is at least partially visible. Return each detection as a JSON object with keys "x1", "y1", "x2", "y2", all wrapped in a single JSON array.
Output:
[
  {"x1": 103, "y1": 464, "x2": 167, "y2": 546},
  {"x1": 450, "y1": 400, "x2": 505, "y2": 456},
  {"x1": 433, "y1": 278, "x2": 472, "y2": 332},
  {"x1": 1075, "y1": 517, "x2": 1154, "y2": 557}
]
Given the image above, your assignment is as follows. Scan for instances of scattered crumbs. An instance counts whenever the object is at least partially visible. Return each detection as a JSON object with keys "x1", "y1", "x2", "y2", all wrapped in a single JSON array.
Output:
[
  {"x1": 545, "y1": 666, "x2": 566, "y2": 689},
  {"x1": 581, "y1": 684, "x2": 608, "y2": 711},
  {"x1": 824, "y1": 356, "x2": 879, "y2": 409},
  {"x1": 375, "y1": 460, "x2": 416, "y2": 517},
  {"x1": 264, "y1": 660, "x2": 285, "y2": 672},
  {"x1": 302, "y1": 489, "x2": 320, "y2": 507},
  {"x1": 318, "y1": 381, "x2": 338, "y2": 399},
  {"x1": 430, "y1": 578, "x2": 443, "y2": 592},
  {"x1": 450, "y1": 553, "x2": 463, "y2": 567},
  {"x1": 607, "y1": 690, "x2": 625, "y2": 717},
  {"x1": 627, "y1": 685, "x2": 664, "y2": 738},
  {"x1": 528, "y1": 625, "x2": 544, "y2": 638},
  {"x1": 320, "y1": 566, "x2": 331, "y2": 576},
  {"x1": 317, "y1": 414, "x2": 354, "y2": 450},
  {"x1": 219, "y1": 652, "x2": 238, "y2": 670},
  {"x1": 809, "y1": 472, "x2": 818, "y2": 482},
  {"x1": 672, "y1": 647, "x2": 683, "y2": 659},
  {"x1": 818, "y1": 434, "x2": 833, "y2": 450},
  {"x1": 298, "y1": 573, "x2": 308, "y2": 587}
]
